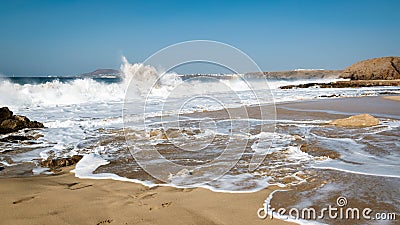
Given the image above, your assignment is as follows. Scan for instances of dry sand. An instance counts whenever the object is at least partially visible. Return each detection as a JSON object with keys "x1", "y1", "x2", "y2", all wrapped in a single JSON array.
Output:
[
  {"x1": 383, "y1": 95, "x2": 400, "y2": 102},
  {"x1": 0, "y1": 167, "x2": 292, "y2": 225}
]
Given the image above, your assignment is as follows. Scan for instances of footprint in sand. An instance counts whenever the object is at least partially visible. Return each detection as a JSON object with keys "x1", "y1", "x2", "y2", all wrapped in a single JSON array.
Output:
[
  {"x1": 182, "y1": 188, "x2": 194, "y2": 192},
  {"x1": 161, "y1": 202, "x2": 172, "y2": 207},
  {"x1": 149, "y1": 202, "x2": 172, "y2": 211},
  {"x1": 69, "y1": 184, "x2": 93, "y2": 190},
  {"x1": 96, "y1": 219, "x2": 113, "y2": 225},
  {"x1": 12, "y1": 196, "x2": 35, "y2": 204},
  {"x1": 58, "y1": 182, "x2": 93, "y2": 190},
  {"x1": 131, "y1": 192, "x2": 157, "y2": 200}
]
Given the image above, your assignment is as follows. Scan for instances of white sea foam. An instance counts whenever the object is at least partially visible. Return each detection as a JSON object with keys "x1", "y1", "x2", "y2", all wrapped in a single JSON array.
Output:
[
  {"x1": 261, "y1": 190, "x2": 328, "y2": 225},
  {"x1": 72, "y1": 154, "x2": 274, "y2": 193},
  {"x1": 250, "y1": 132, "x2": 295, "y2": 154},
  {"x1": 0, "y1": 79, "x2": 125, "y2": 108}
]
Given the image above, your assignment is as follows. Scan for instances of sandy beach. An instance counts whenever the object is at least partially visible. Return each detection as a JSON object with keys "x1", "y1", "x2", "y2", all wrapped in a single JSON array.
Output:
[{"x1": 0, "y1": 167, "x2": 292, "y2": 225}]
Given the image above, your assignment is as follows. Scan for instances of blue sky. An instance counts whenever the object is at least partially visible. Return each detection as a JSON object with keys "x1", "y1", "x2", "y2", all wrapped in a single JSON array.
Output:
[{"x1": 0, "y1": 0, "x2": 400, "y2": 76}]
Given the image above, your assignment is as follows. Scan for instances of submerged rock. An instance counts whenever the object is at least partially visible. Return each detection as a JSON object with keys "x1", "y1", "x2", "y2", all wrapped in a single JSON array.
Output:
[
  {"x1": 300, "y1": 144, "x2": 340, "y2": 159},
  {"x1": 0, "y1": 107, "x2": 44, "y2": 134},
  {"x1": 329, "y1": 114, "x2": 380, "y2": 127},
  {"x1": 149, "y1": 128, "x2": 201, "y2": 139}
]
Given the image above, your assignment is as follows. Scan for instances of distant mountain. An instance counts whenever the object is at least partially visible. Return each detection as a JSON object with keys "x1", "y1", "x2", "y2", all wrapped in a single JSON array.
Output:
[
  {"x1": 245, "y1": 69, "x2": 343, "y2": 79},
  {"x1": 79, "y1": 69, "x2": 122, "y2": 78}
]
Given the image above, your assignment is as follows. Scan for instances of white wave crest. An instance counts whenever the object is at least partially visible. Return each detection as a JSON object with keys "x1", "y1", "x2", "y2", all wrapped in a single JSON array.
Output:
[{"x1": 0, "y1": 56, "x2": 182, "y2": 108}]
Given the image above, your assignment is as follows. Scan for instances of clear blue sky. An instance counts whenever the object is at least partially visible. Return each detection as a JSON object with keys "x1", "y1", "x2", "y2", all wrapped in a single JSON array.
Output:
[{"x1": 1, "y1": 0, "x2": 400, "y2": 76}]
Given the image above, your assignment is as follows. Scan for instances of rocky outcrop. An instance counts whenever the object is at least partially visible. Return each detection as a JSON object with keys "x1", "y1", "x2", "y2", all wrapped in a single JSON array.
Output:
[
  {"x1": 0, "y1": 107, "x2": 44, "y2": 134},
  {"x1": 329, "y1": 114, "x2": 379, "y2": 127},
  {"x1": 0, "y1": 107, "x2": 13, "y2": 122},
  {"x1": 40, "y1": 155, "x2": 83, "y2": 170},
  {"x1": 340, "y1": 57, "x2": 400, "y2": 80}
]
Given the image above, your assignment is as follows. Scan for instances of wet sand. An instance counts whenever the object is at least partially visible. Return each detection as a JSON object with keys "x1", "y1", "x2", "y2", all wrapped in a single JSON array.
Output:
[{"x1": 277, "y1": 96, "x2": 400, "y2": 120}]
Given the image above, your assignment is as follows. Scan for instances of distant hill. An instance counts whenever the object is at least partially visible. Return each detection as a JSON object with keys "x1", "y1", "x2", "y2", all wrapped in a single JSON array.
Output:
[
  {"x1": 79, "y1": 69, "x2": 121, "y2": 78},
  {"x1": 246, "y1": 69, "x2": 342, "y2": 79},
  {"x1": 79, "y1": 68, "x2": 343, "y2": 79}
]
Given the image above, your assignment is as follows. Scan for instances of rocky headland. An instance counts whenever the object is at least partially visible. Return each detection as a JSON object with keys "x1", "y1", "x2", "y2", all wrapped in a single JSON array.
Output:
[
  {"x1": 280, "y1": 56, "x2": 400, "y2": 89},
  {"x1": 340, "y1": 56, "x2": 400, "y2": 80}
]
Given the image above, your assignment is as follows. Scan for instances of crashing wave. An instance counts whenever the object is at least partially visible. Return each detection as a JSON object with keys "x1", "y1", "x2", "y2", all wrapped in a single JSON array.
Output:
[{"x1": 0, "y1": 56, "x2": 182, "y2": 108}]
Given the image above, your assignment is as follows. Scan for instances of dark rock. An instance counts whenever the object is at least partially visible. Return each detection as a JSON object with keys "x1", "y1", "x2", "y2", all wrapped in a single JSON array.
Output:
[
  {"x1": 0, "y1": 107, "x2": 13, "y2": 123},
  {"x1": 0, "y1": 162, "x2": 35, "y2": 177},
  {"x1": 0, "y1": 135, "x2": 31, "y2": 143},
  {"x1": 1, "y1": 119, "x2": 23, "y2": 131},
  {"x1": 40, "y1": 155, "x2": 83, "y2": 170},
  {"x1": 0, "y1": 107, "x2": 44, "y2": 134},
  {"x1": 0, "y1": 166, "x2": 4, "y2": 171},
  {"x1": 319, "y1": 94, "x2": 340, "y2": 98},
  {"x1": 340, "y1": 56, "x2": 400, "y2": 80}
]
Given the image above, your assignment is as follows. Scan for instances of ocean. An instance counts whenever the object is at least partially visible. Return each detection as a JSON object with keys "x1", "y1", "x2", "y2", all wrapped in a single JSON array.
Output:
[{"x1": 1, "y1": 61, "x2": 399, "y2": 224}]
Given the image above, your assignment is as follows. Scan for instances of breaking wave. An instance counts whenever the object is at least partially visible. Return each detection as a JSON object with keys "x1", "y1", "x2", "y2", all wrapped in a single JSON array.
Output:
[{"x1": 0, "y1": 56, "x2": 182, "y2": 108}]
